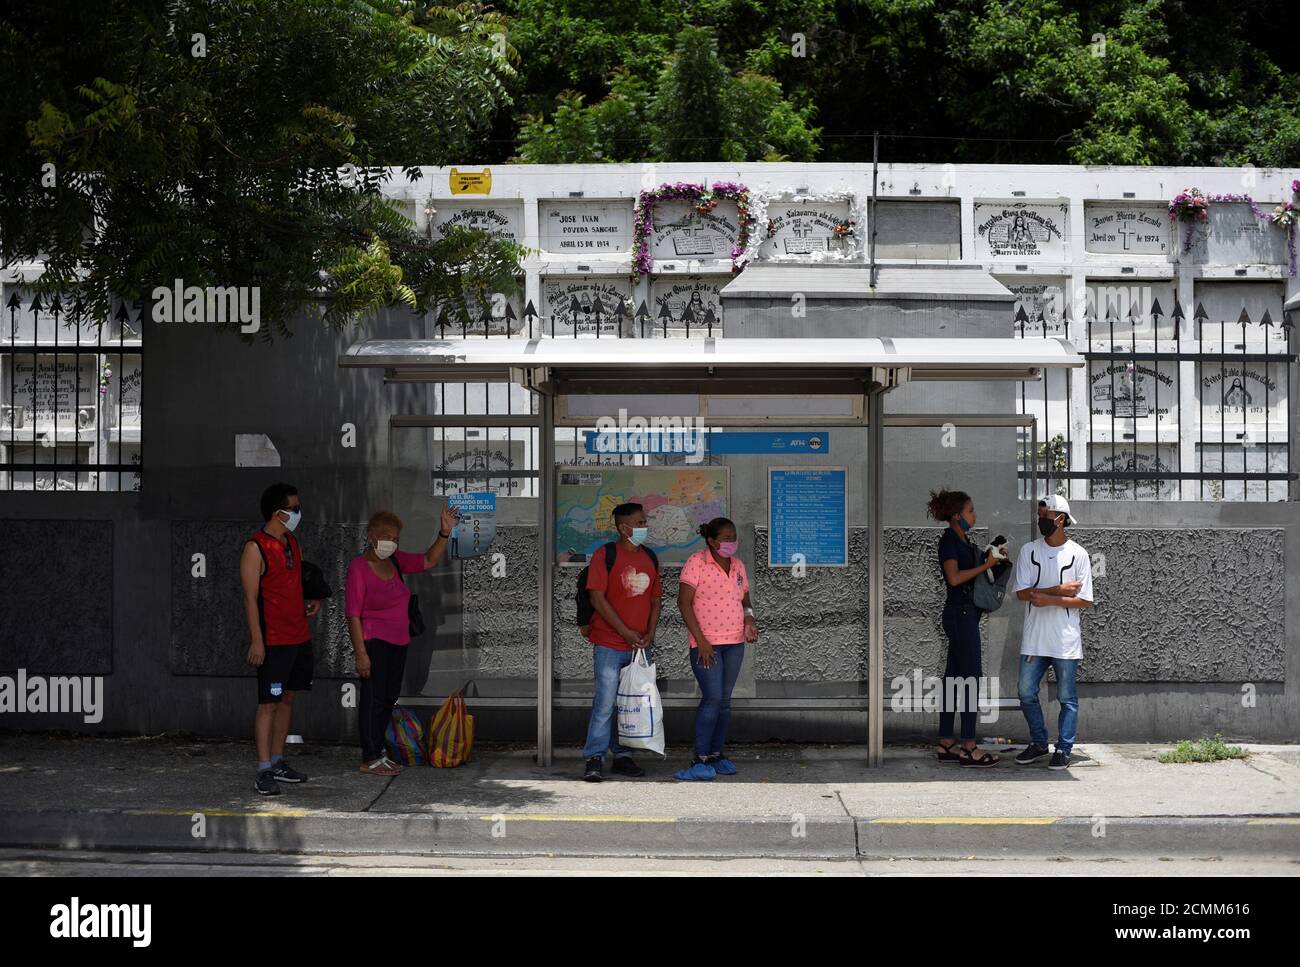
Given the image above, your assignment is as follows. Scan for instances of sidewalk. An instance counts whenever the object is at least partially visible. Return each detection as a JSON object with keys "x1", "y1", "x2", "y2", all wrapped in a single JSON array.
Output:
[{"x1": 2, "y1": 733, "x2": 1297, "y2": 860}]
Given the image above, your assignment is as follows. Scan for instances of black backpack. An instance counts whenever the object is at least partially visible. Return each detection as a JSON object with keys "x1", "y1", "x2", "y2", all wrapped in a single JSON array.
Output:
[{"x1": 575, "y1": 542, "x2": 659, "y2": 636}]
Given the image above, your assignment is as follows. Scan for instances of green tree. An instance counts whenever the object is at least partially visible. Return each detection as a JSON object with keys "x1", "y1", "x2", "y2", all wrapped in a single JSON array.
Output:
[
  {"x1": 502, "y1": 0, "x2": 828, "y2": 163},
  {"x1": 807, "y1": 0, "x2": 1298, "y2": 166},
  {"x1": 515, "y1": 25, "x2": 819, "y2": 162},
  {"x1": 500, "y1": 0, "x2": 1298, "y2": 167},
  {"x1": 0, "y1": 0, "x2": 526, "y2": 337}
]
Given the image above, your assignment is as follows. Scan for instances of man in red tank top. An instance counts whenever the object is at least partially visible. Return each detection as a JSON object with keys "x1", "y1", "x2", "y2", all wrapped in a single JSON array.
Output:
[{"x1": 240, "y1": 482, "x2": 322, "y2": 795}]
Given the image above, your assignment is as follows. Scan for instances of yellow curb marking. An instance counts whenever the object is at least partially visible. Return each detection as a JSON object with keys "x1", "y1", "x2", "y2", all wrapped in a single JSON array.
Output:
[{"x1": 1246, "y1": 817, "x2": 1300, "y2": 825}]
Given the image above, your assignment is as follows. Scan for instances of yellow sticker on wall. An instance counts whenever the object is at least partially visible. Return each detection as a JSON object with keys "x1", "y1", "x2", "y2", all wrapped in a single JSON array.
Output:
[{"x1": 449, "y1": 168, "x2": 492, "y2": 195}]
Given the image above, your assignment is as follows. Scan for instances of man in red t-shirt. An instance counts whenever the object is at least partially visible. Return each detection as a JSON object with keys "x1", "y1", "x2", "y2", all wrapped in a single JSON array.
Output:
[
  {"x1": 240, "y1": 482, "x2": 321, "y2": 796},
  {"x1": 582, "y1": 502, "x2": 662, "y2": 782}
]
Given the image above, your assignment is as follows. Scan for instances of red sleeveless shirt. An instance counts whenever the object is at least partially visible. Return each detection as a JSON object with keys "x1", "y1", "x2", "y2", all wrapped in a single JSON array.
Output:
[{"x1": 248, "y1": 529, "x2": 309, "y2": 645}]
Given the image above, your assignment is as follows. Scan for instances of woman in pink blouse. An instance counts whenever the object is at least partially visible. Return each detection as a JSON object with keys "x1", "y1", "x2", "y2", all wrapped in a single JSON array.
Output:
[
  {"x1": 676, "y1": 517, "x2": 759, "y2": 781},
  {"x1": 346, "y1": 506, "x2": 457, "y2": 776}
]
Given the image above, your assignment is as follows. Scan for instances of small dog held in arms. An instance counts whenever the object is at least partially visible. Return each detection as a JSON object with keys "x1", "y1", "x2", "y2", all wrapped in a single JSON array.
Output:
[{"x1": 983, "y1": 537, "x2": 1009, "y2": 576}]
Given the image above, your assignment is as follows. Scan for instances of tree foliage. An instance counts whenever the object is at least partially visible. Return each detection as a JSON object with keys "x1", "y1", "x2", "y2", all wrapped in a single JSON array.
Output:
[
  {"x1": 499, "y1": 0, "x2": 1299, "y2": 167},
  {"x1": 0, "y1": 0, "x2": 526, "y2": 337}
]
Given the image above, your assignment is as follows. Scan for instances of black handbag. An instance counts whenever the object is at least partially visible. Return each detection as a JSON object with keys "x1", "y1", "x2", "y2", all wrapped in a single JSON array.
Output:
[
  {"x1": 391, "y1": 554, "x2": 425, "y2": 637},
  {"x1": 301, "y1": 560, "x2": 332, "y2": 601}
]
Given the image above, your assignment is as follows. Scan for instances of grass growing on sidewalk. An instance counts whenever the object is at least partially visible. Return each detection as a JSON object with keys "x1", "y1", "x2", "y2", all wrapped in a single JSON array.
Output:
[{"x1": 1158, "y1": 734, "x2": 1249, "y2": 764}]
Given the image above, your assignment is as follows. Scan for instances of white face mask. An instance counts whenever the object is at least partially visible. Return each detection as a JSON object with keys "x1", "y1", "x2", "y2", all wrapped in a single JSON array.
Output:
[
  {"x1": 281, "y1": 508, "x2": 302, "y2": 532},
  {"x1": 374, "y1": 539, "x2": 397, "y2": 560}
]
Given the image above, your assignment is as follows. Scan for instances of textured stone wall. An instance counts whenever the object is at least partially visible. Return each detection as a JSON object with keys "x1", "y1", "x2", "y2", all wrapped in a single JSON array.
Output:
[
  {"x1": 459, "y1": 525, "x2": 1287, "y2": 685},
  {"x1": 170, "y1": 520, "x2": 368, "y2": 676},
  {"x1": 1070, "y1": 526, "x2": 1285, "y2": 682},
  {"x1": 0, "y1": 519, "x2": 114, "y2": 674}
]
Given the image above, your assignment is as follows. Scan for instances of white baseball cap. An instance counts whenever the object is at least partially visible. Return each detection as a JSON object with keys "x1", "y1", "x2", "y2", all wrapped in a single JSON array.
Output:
[{"x1": 1038, "y1": 494, "x2": 1076, "y2": 526}]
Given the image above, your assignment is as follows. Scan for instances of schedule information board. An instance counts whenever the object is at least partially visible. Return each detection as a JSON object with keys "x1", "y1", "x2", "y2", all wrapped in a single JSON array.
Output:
[{"x1": 768, "y1": 467, "x2": 848, "y2": 567}]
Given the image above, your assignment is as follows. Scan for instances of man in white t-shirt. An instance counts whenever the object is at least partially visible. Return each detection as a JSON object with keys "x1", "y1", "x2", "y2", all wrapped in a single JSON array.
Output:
[{"x1": 1009, "y1": 495, "x2": 1095, "y2": 770}]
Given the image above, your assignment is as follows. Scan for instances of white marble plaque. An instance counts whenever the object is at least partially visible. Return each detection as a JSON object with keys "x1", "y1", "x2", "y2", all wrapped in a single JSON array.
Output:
[
  {"x1": 758, "y1": 201, "x2": 853, "y2": 260},
  {"x1": 1189, "y1": 203, "x2": 1289, "y2": 266},
  {"x1": 1196, "y1": 443, "x2": 1289, "y2": 501},
  {"x1": 1200, "y1": 361, "x2": 1288, "y2": 428},
  {"x1": 432, "y1": 439, "x2": 527, "y2": 496},
  {"x1": 1089, "y1": 359, "x2": 1179, "y2": 428},
  {"x1": 541, "y1": 277, "x2": 633, "y2": 335},
  {"x1": 541, "y1": 201, "x2": 632, "y2": 254},
  {"x1": 650, "y1": 200, "x2": 740, "y2": 261},
  {"x1": 430, "y1": 202, "x2": 522, "y2": 243},
  {"x1": 11, "y1": 355, "x2": 95, "y2": 426},
  {"x1": 1088, "y1": 443, "x2": 1178, "y2": 500},
  {"x1": 647, "y1": 277, "x2": 726, "y2": 337},
  {"x1": 974, "y1": 201, "x2": 1068, "y2": 260},
  {"x1": 1003, "y1": 277, "x2": 1069, "y2": 337},
  {"x1": 1082, "y1": 281, "x2": 1178, "y2": 342},
  {"x1": 437, "y1": 291, "x2": 526, "y2": 337},
  {"x1": 1084, "y1": 204, "x2": 1170, "y2": 255}
]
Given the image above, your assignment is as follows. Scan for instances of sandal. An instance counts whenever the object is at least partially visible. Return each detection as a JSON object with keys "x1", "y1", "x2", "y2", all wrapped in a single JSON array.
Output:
[
  {"x1": 935, "y1": 740, "x2": 963, "y2": 763},
  {"x1": 958, "y1": 746, "x2": 999, "y2": 768},
  {"x1": 359, "y1": 757, "x2": 400, "y2": 777}
]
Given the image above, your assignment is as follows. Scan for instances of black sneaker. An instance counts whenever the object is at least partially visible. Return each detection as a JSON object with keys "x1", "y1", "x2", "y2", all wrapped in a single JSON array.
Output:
[
  {"x1": 1049, "y1": 750, "x2": 1072, "y2": 770},
  {"x1": 1015, "y1": 744, "x2": 1051, "y2": 765},
  {"x1": 583, "y1": 757, "x2": 604, "y2": 782},
  {"x1": 610, "y1": 756, "x2": 645, "y2": 778},
  {"x1": 271, "y1": 759, "x2": 308, "y2": 783},
  {"x1": 254, "y1": 769, "x2": 282, "y2": 796}
]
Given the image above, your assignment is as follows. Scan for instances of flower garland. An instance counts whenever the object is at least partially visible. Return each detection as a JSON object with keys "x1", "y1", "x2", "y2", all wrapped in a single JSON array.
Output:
[
  {"x1": 1272, "y1": 180, "x2": 1300, "y2": 275},
  {"x1": 740, "y1": 186, "x2": 867, "y2": 265},
  {"x1": 632, "y1": 181, "x2": 754, "y2": 275},
  {"x1": 1170, "y1": 182, "x2": 1299, "y2": 274}
]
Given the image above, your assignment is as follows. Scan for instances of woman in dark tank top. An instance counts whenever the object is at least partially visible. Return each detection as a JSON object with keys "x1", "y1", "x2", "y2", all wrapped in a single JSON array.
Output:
[{"x1": 927, "y1": 488, "x2": 1001, "y2": 768}]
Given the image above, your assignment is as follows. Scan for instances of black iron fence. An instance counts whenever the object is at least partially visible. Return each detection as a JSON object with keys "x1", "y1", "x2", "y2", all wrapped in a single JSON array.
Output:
[
  {"x1": 1015, "y1": 295, "x2": 1296, "y2": 501},
  {"x1": 423, "y1": 296, "x2": 720, "y2": 499},
  {"x1": 1, "y1": 290, "x2": 141, "y2": 492}
]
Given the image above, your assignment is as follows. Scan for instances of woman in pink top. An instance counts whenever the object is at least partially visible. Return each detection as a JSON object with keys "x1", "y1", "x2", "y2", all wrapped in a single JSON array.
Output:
[
  {"x1": 676, "y1": 517, "x2": 759, "y2": 781},
  {"x1": 346, "y1": 506, "x2": 458, "y2": 775}
]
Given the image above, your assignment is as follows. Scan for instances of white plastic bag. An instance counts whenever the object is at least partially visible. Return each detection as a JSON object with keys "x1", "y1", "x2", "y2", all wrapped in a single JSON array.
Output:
[{"x1": 617, "y1": 649, "x2": 665, "y2": 755}]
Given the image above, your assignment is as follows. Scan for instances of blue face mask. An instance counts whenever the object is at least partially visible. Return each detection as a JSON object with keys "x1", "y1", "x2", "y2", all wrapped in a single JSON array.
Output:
[
  {"x1": 957, "y1": 516, "x2": 972, "y2": 533},
  {"x1": 629, "y1": 527, "x2": 649, "y2": 546}
]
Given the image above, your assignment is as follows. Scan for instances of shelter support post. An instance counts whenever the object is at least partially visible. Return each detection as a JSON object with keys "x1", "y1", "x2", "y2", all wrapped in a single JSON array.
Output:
[
  {"x1": 866, "y1": 385, "x2": 886, "y2": 768},
  {"x1": 1031, "y1": 417, "x2": 1038, "y2": 542},
  {"x1": 537, "y1": 386, "x2": 556, "y2": 767}
]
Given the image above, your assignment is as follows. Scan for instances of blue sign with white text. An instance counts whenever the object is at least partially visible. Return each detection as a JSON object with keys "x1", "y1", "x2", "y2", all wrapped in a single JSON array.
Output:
[
  {"x1": 585, "y1": 429, "x2": 829, "y2": 456},
  {"x1": 448, "y1": 492, "x2": 497, "y2": 560},
  {"x1": 769, "y1": 468, "x2": 847, "y2": 567}
]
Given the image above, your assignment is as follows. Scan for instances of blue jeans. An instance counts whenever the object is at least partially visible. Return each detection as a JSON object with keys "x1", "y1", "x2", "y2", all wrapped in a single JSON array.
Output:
[
  {"x1": 689, "y1": 643, "x2": 745, "y2": 758},
  {"x1": 1018, "y1": 655, "x2": 1079, "y2": 754},
  {"x1": 582, "y1": 645, "x2": 652, "y2": 760}
]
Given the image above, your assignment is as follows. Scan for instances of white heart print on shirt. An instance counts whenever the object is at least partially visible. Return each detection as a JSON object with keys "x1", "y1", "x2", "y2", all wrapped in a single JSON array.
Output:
[{"x1": 621, "y1": 569, "x2": 651, "y2": 597}]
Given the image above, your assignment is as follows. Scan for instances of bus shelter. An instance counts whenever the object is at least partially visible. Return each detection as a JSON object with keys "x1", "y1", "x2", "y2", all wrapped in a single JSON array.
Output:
[{"x1": 340, "y1": 336, "x2": 1083, "y2": 766}]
